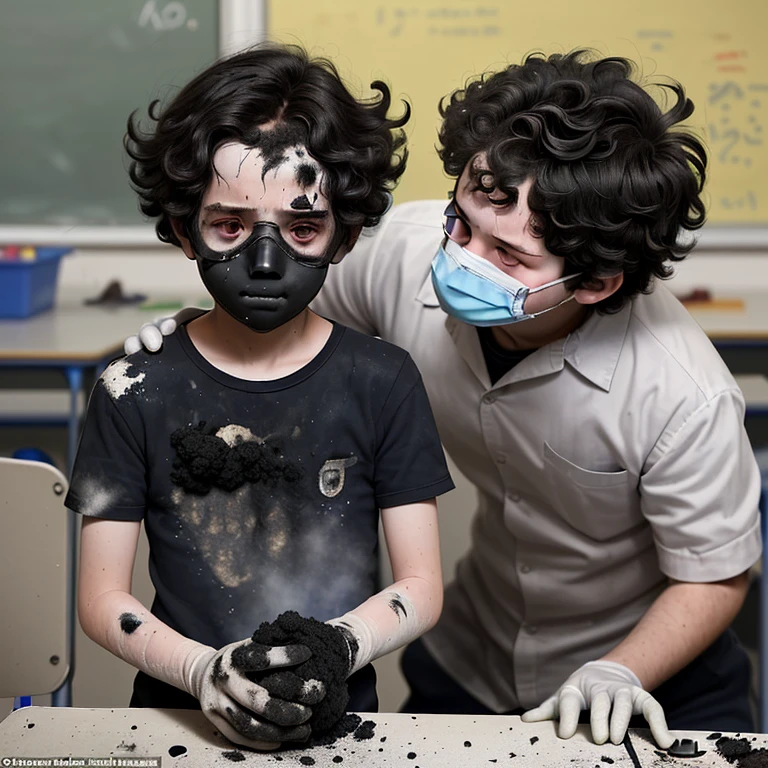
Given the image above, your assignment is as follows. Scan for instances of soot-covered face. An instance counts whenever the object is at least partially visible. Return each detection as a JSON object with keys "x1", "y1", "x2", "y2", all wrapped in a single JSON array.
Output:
[{"x1": 188, "y1": 139, "x2": 345, "y2": 332}]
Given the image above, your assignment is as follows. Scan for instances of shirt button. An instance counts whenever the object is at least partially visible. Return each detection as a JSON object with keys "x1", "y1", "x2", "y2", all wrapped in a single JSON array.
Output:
[
  {"x1": 483, "y1": 393, "x2": 496, "y2": 405},
  {"x1": 496, "y1": 453, "x2": 507, "y2": 464},
  {"x1": 519, "y1": 563, "x2": 531, "y2": 574}
]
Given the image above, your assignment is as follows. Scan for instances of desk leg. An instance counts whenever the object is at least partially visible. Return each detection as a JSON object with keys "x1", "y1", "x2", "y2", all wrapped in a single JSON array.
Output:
[{"x1": 52, "y1": 365, "x2": 84, "y2": 707}]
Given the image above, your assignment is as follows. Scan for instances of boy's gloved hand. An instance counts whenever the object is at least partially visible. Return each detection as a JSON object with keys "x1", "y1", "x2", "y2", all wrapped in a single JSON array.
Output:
[
  {"x1": 124, "y1": 307, "x2": 205, "y2": 355},
  {"x1": 521, "y1": 660, "x2": 674, "y2": 749},
  {"x1": 184, "y1": 637, "x2": 319, "y2": 750}
]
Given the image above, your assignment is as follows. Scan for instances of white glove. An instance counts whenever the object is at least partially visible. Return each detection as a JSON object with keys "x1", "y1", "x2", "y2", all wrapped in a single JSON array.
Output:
[
  {"x1": 521, "y1": 660, "x2": 674, "y2": 749},
  {"x1": 184, "y1": 637, "x2": 324, "y2": 750},
  {"x1": 124, "y1": 307, "x2": 206, "y2": 355}
]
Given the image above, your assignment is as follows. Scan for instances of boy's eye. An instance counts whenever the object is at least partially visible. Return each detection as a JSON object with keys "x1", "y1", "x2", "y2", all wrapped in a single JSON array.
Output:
[
  {"x1": 292, "y1": 224, "x2": 318, "y2": 241},
  {"x1": 212, "y1": 219, "x2": 243, "y2": 237}
]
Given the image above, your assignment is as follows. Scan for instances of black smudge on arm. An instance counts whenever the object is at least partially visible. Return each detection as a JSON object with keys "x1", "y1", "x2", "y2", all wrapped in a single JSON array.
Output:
[
  {"x1": 388, "y1": 596, "x2": 408, "y2": 621},
  {"x1": 119, "y1": 613, "x2": 142, "y2": 634}
]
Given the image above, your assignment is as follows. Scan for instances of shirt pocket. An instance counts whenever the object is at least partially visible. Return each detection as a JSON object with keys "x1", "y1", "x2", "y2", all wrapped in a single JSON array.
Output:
[{"x1": 543, "y1": 442, "x2": 639, "y2": 541}]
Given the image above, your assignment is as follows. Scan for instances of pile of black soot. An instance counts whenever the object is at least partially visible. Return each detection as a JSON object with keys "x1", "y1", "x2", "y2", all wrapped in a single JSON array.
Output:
[
  {"x1": 715, "y1": 736, "x2": 768, "y2": 767},
  {"x1": 240, "y1": 611, "x2": 351, "y2": 736}
]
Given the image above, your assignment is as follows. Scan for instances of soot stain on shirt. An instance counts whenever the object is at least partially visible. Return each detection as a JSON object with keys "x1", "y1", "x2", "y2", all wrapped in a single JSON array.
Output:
[
  {"x1": 101, "y1": 359, "x2": 146, "y2": 400},
  {"x1": 119, "y1": 613, "x2": 142, "y2": 634},
  {"x1": 170, "y1": 422, "x2": 302, "y2": 496}
]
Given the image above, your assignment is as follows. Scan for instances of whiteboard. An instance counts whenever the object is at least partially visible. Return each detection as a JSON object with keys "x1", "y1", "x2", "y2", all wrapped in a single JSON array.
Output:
[{"x1": 270, "y1": 0, "x2": 768, "y2": 232}]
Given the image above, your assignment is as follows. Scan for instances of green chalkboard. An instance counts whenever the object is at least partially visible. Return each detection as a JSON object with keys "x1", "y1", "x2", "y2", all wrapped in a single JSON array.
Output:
[{"x1": 0, "y1": 0, "x2": 218, "y2": 227}]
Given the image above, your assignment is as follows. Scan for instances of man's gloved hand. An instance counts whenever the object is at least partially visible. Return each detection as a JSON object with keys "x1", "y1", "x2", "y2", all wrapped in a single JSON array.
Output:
[
  {"x1": 185, "y1": 637, "x2": 324, "y2": 750},
  {"x1": 124, "y1": 307, "x2": 205, "y2": 355},
  {"x1": 521, "y1": 660, "x2": 674, "y2": 749}
]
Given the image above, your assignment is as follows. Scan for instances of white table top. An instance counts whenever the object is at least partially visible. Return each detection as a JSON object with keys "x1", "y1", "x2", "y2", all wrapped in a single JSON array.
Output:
[
  {"x1": 684, "y1": 293, "x2": 768, "y2": 341},
  {"x1": 0, "y1": 293, "x2": 206, "y2": 364},
  {"x1": 0, "y1": 288, "x2": 766, "y2": 364},
  {"x1": 0, "y1": 707, "x2": 763, "y2": 767}
]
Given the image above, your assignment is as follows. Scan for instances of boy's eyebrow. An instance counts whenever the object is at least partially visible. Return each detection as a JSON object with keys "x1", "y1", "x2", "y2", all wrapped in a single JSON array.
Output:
[
  {"x1": 453, "y1": 196, "x2": 542, "y2": 258},
  {"x1": 202, "y1": 203, "x2": 329, "y2": 219}
]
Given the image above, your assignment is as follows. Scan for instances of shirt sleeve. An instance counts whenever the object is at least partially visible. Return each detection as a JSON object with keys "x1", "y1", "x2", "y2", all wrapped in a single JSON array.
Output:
[
  {"x1": 312, "y1": 211, "x2": 395, "y2": 337},
  {"x1": 65, "y1": 379, "x2": 148, "y2": 521},
  {"x1": 373, "y1": 353, "x2": 455, "y2": 508},
  {"x1": 640, "y1": 388, "x2": 762, "y2": 582}
]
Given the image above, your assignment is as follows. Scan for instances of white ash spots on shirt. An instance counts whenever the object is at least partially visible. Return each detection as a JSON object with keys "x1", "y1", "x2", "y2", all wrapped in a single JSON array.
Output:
[
  {"x1": 215, "y1": 424, "x2": 262, "y2": 447},
  {"x1": 101, "y1": 359, "x2": 146, "y2": 400},
  {"x1": 79, "y1": 477, "x2": 117, "y2": 516}
]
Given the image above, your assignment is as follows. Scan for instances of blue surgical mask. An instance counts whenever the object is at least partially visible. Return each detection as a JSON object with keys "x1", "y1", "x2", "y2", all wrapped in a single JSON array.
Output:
[{"x1": 430, "y1": 238, "x2": 580, "y2": 327}]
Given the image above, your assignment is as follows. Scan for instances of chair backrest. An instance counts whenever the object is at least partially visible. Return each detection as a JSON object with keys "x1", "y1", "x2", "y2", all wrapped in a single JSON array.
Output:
[{"x1": 0, "y1": 457, "x2": 70, "y2": 698}]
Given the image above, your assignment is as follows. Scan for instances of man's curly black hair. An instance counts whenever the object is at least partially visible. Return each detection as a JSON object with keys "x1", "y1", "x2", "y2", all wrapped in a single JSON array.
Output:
[
  {"x1": 439, "y1": 50, "x2": 707, "y2": 313},
  {"x1": 125, "y1": 43, "x2": 410, "y2": 247}
]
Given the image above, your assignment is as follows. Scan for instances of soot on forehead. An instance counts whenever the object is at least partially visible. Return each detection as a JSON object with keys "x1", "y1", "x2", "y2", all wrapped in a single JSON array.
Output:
[
  {"x1": 291, "y1": 193, "x2": 319, "y2": 211},
  {"x1": 296, "y1": 163, "x2": 317, "y2": 188},
  {"x1": 241, "y1": 122, "x2": 310, "y2": 181}
]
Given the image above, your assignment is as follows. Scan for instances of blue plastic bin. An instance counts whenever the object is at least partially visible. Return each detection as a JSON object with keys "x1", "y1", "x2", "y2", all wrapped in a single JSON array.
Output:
[{"x1": 0, "y1": 247, "x2": 71, "y2": 318}]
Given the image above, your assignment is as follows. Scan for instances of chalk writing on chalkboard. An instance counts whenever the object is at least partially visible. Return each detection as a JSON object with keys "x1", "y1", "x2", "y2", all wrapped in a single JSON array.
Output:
[
  {"x1": 376, "y1": 5, "x2": 500, "y2": 38},
  {"x1": 708, "y1": 82, "x2": 764, "y2": 167},
  {"x1": 139, "y1": 1, "x2": 198, "y2": 32}
]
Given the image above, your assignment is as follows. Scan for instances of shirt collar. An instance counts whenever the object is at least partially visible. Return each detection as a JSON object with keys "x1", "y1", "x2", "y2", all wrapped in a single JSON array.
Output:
[{"x1": 563, "y1": 300, "x2": 632, "y2": 391}]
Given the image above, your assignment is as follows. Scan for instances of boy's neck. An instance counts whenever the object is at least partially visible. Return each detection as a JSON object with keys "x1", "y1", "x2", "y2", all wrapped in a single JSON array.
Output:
[{"x1": 185, "y1": 306, "x2": 334, "y2": 381}]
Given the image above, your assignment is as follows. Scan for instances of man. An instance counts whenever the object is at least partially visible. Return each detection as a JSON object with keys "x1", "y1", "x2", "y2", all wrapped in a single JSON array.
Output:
[{"x1": 129, "y1": 50, "x2": 761, "y2": 746}]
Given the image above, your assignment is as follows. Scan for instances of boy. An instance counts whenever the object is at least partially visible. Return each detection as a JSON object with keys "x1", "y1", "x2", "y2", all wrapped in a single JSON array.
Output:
[{"x1": 69, "y1": 44, "x2": 453, "y2": 751}]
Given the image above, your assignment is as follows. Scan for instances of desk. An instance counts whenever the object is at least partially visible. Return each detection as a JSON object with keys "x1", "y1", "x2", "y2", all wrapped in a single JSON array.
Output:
[
  {"x1": 0, "y1": 708, "x2": 762, "y2": 767},
  {"x1": 685, "y1": 293, "x2": 768, "y2": 347},
  {"x1": 0, "y1": 293, "x2": 196, "y2": 707}
]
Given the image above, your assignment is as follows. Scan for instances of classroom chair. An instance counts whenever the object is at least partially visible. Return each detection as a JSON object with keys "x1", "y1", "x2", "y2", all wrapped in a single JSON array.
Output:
[{"x1": 0, "y1": 457, "x2": 71, "y2": 706}]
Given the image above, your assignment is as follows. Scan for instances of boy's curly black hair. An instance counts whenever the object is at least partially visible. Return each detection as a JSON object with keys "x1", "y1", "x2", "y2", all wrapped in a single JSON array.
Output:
[
  {"x1": 126, "y1": 44, "x2": 410, "y2": 248},
  {"x1": 439, "y1": 50, "x2": 707, "y2": 313}
]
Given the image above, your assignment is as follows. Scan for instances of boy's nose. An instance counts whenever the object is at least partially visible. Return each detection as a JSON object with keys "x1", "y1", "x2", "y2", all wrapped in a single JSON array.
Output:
[{"x1": 245, "y1": 237, "x2": 283, "y2": 279}]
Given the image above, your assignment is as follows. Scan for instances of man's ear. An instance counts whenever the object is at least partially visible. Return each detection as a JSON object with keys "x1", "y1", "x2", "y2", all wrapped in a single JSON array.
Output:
[
  {"x1": 573, "y1": 273, "x2": 624, "y2": 306},
  {"x1": 170, "y1": 218, "x2": 196, "y2": 261},
  {"x1": 331, "y1": 225, "x2": 364, "y2": 264}
]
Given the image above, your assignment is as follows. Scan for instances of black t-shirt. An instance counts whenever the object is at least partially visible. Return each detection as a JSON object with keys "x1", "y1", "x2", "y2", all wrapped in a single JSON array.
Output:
[
  {"x1": 67, "y1": 321, "x2": 454, "y2": 650},
  {"x1": 476, "y1": 326, "x2": 535, "y2": 385}
]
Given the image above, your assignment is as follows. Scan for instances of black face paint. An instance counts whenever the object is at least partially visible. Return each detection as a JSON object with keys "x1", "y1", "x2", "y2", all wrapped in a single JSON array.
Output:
[
  {"x1": 291, "y1": 194, "x2": 313, "y2": 210},
  {"x1": 296, "y1": 163, "x2": 318, "y2": 187}
]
